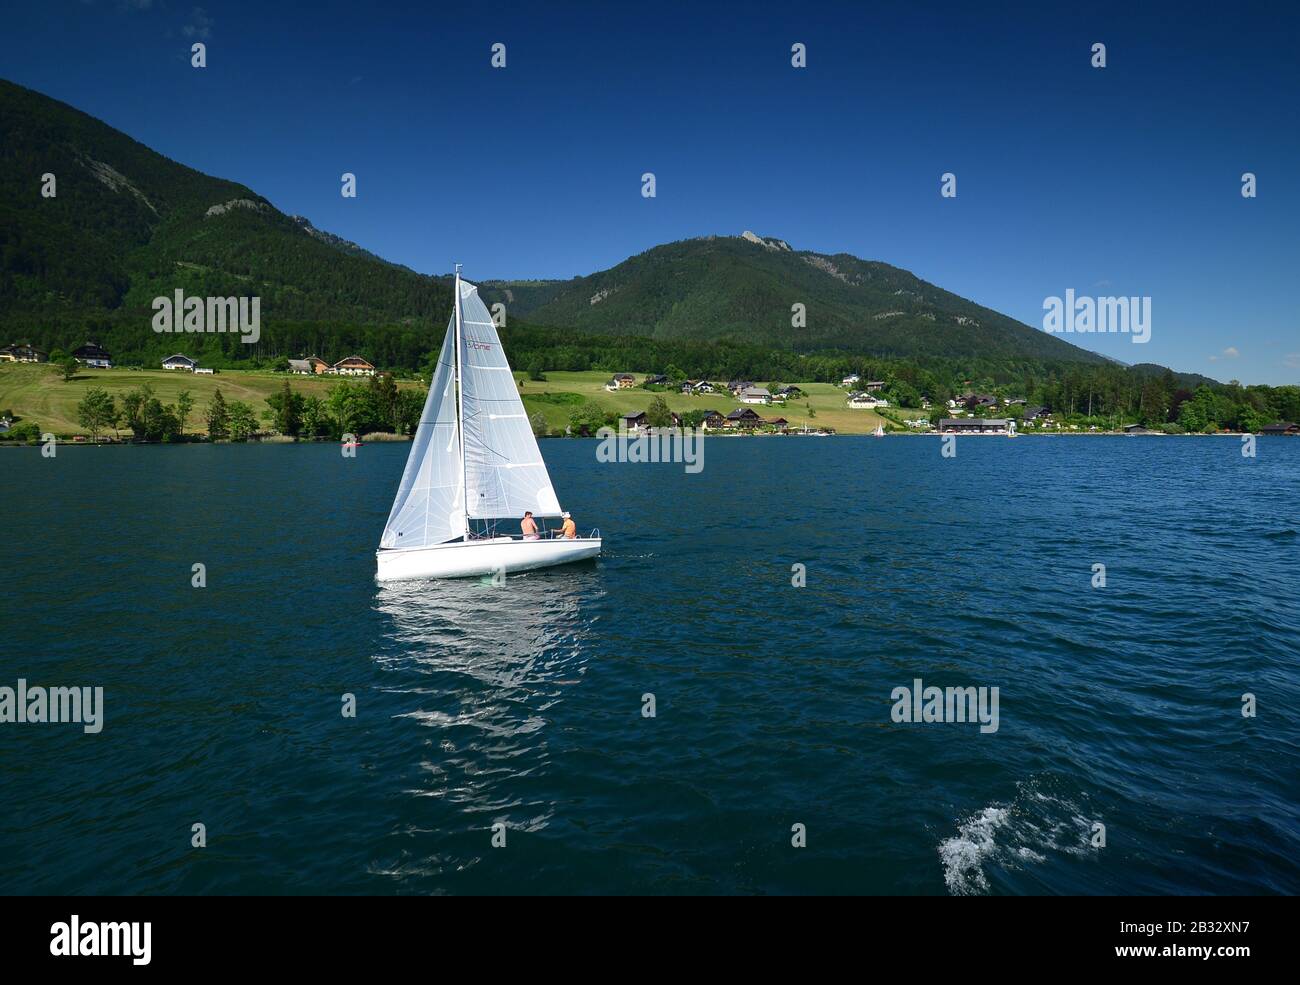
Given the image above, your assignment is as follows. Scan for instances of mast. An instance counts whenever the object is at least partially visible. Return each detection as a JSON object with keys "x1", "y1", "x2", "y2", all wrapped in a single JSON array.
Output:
[{"x1": 453, "y1": 264, "x2": 469, "y2": 539}]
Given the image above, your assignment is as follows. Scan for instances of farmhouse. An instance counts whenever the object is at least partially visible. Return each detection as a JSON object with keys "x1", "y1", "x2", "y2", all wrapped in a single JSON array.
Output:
[
  {"x1": 847, "y1": 392, "x2": 889, "y2": 409},
  {"x1": 681, "y1": 380, "x2": 716, "y2": 394},
  {"x1": 161, "y1": 354, "x2": 197, "y2": 371},
  {"x1": 739, "y1": 386, "x2": 772, "y2": 405},
  {"x1": 0, "y1": 343, "x2": 48, "y2": 363},
  {"x1": 620, "y1": 411, "x2": 648, "y2": 433},
  {"x1": 724, "y1": 407, "x2": 764, "y2": 429},
  {"x1": 699, "y1": 410, "x2": 726, "y2": 429},
  {"x1": 73, "y1": 343, "x2": 112, "y2": 369},
  {"x1": 643, "y1": 374, "x2": 669, "y2": 386},
  {"x1": 332, "y1": 355, "x2": 376, "y2": 376}
]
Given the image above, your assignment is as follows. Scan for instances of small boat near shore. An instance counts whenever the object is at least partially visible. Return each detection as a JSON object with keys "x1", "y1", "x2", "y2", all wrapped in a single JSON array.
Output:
[{"x1": 375, "y1": 268, "x2": 600, "y2": 581}]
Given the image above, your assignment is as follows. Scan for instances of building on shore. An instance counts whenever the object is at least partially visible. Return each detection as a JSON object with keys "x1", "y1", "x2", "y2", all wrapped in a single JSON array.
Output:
[
  {"x1": 724, "y1": 407, "x2": 764, "y2": 429},
  {"x1": 1260, "y1": 421, "x2": 1299, "y2": 435},
  {"x1": 938, "y1": 417, "x2": 1010, "y2": 434}
]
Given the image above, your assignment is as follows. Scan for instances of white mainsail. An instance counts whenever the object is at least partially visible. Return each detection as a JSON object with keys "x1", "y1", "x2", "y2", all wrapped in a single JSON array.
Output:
[
  {"x1": 456, "y1": 279, "x2": 562, "y2": 519},
  {"x1": 379, "y1": 274, "x2": 561, "y2": 553},
  {"x1": 378, "y1": 316, "x2": 466, "y2": 548}
]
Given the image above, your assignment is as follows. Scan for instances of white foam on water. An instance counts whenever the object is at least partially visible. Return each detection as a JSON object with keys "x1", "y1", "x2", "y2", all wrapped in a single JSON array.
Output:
[
  {"x1": 939, "y1": 779, "x2": 1098, "y2": 895},
  {"x1": 939, "y1": 805, "x2": 1009, "y2": 895}
]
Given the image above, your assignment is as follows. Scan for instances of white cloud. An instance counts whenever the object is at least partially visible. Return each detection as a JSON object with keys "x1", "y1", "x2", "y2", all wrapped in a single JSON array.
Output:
[{"x1": 182, "y1": 6, "x2": 213, "y2": 40}]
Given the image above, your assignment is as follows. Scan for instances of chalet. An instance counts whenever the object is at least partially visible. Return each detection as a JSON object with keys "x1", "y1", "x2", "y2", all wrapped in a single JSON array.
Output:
[
  {"x1": 938, "y1": 417, "x2": 1010, "y2": 434},
  {"x1": 332, "y1": 355, "x2": 376, "y2": 376},
  {"x1": 162, "y1": 354, "x2": 197, "y2": 371},
  {"x1": 740, "y1": 386, "x2": 771, "y2": 405},
  {"x1": 1006, "y1": 398, "x2": 1027, "y2": 407},
  {"x1": 724, "y1": 407, "x2": 764, "y2": 429},
  {"x1": 0, "y1": 343, "x2": 48, "y2": 363},
  {"x1": 765, "y1": 417, "x2": 790, "y2": 432},
  {"x1": 727, "y1": 379, "x2": 754, "y2": 395},
  {"x1": 841, "y1": 374, "x2": 860, "y2": 386},
  {"x1": 773, "y1": 385, "x2": 803, "y2": 399},
  {"x1": 620, "y1": 411, "x2": 648, "y2": 433},
  {"x1": 288, "y1": 358, "x2": 313, "y2": 375},
  {"x1": 1123, "y1": 424, "x2": 1157, "y2": 434},
  {"x1": 864, "y1": 380, "x2": 886, "y2": 392},
  {"x1": 613, "y1": 373, "x2": 636, "y2": 388},
  {"x1": 1023, "y1": 405, "x2": 1050, "y2": 422},
  {"x1": 699, "y1": 410, "x2": 726, "y2": 429},
  {"x1": 681, "y1": 380, "x2": 716, "y2": 395},
  {"x1": 847, "y1": 392, "x2": 889, "y2": 409},
  {"x1": 643, "y1": 374, "x2": 669, "y2": 386},
  {"x1": 73, "y1": 343, "x2": 112, "y2": 369},
  {"x1": 1260, "y1": 421, "x2": 1299, "y2": 435},
  {"x1": 969, "y1": 395, "x2": 998, "y2": 409},
  {"x1": 305, "y1": 356, "x2": 330, "y2": 374}
]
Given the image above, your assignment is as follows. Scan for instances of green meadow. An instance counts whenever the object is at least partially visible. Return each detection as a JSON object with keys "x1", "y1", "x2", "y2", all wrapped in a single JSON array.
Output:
[
  {"x1": 519, "y1": 371, "x2": 909, "y2": 434},
  {"x1": 0, "y1": 363, "x2": 916, "y2": 438}
]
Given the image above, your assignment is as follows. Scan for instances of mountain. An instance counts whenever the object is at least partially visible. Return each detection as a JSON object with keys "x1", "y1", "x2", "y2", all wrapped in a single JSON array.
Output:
[
  {"x1": 0, "y1": 78, "x2": 446, "y2": 366},
  {"x1": 1129, "y1": 363, "x2": 1222, "y2": 389},
  {"x1": 2, "y1": 77, "x2": 1104, "y2": 370},
  {"x1": 480, "y1": 231, "x2": 1110, "y2": 365}
]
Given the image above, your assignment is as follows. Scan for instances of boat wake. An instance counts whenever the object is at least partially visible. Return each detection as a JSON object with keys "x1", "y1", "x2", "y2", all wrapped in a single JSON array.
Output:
[{"x1": 938, "y1": 777, "x2": 1099, "y2": 895}]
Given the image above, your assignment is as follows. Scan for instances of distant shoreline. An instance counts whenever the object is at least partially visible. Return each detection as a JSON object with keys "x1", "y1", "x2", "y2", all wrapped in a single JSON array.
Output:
[{"x1": 4, "y1": 431, "x2": 1288, "y2": 448}]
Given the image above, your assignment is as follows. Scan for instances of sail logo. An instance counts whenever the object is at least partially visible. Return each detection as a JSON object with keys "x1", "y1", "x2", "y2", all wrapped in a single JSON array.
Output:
[
  {"x1": 1042, "y1": 290, "x2": 1150, "y2": 343},
  {"x1": 890, "y1": 678, "x2": 999, "y2": 734},
  {"x1": 0, "y1": 679, "x2": 103, "y2": 734},
  {"x1": 151, "y1": 290, "x2": 261, "y2": 343},
  {"x1": 50, "y1": 915, "x2": 151, "y2": 965},
  {"x1": 595, "y1": 427, "x2": 704, "y2": 473}
]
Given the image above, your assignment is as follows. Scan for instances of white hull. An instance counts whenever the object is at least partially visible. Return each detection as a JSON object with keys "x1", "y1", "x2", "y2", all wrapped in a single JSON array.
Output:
[{"x1": 376, "y1": 536, "x2": 601, "y2": 582}]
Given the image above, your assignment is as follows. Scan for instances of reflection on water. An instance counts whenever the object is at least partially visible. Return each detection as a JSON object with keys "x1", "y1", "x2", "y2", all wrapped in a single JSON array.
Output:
[{"x1": 370, "y1": 568, "x2": 606, "y2": 843}]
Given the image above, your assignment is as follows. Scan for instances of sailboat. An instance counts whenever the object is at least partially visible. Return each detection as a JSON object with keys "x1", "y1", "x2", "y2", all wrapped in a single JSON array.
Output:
[
  {"x1": 873, "y1": 424, "x2": 885, "y2": 437},
  {"x1": 375, "y1": 269, "x2": 601, "y2": 581}
]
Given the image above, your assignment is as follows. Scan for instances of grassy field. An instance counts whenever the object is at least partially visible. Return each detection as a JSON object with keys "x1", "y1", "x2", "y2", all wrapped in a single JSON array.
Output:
[
  {"x1": 1, "y1": 363, "x2": 923, "y2": 437},
  {"x1": 519, "y1": 371, "x2": 918, "y2": 434},
  {"x1": 0, "y1": 363, "x2": 420, "y2": 436}
]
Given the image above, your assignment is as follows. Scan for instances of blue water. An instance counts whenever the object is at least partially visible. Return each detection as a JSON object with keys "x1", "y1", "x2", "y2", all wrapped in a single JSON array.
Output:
[{"x1": 1, "y1": 436, "x2": 1297, "y2": 894}]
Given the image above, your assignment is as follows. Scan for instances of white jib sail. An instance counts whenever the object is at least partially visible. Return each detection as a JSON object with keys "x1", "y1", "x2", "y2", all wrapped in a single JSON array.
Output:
[
  {"x1": 378, "y1": 316, "x2": 466, "y2": 548},
  {"x1": 457, "y1": 279, "x2": 562, "y2": 519}
]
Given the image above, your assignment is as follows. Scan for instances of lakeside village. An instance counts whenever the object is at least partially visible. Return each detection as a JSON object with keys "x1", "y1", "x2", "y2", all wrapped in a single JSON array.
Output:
[{"x1": 2, "y1": 341, "x2": 1299, "y2": 444}]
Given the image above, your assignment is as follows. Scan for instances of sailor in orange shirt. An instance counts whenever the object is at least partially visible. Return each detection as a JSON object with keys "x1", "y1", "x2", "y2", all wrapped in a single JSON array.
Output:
[{"x1": 559, "y1": 511, "x2": 577, "y2": 539}]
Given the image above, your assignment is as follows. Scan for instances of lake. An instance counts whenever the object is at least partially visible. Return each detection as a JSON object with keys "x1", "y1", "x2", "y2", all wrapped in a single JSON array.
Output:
[{"x1": 1, "y1": 436, "x2": 1297, "y2": 894}]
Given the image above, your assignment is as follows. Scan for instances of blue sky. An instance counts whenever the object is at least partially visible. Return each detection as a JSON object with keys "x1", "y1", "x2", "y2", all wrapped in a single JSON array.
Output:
[{"x1": 3, "y1": 1, "x2": 1298, "y2": 383}]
